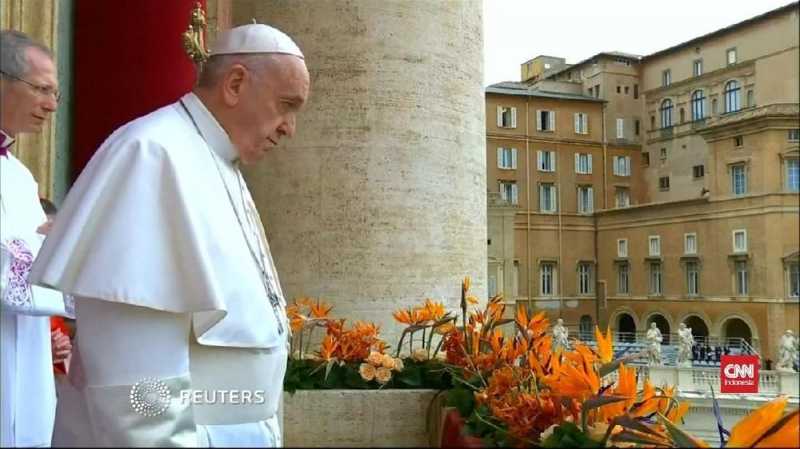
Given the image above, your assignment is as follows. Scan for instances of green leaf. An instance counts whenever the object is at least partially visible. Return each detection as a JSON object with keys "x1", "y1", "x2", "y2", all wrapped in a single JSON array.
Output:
[
  {"x1": 446, "y1": 385, "x2": 476, "y2": 417},
  {"x1": 657, "y1": 413, "x2": 704, "y2": 448}
]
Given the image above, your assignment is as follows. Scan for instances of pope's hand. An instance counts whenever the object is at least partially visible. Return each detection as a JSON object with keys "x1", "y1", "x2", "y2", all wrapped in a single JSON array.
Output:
[
  {"x1": 51, "y1": 328, "x2": 72, "y2": 364},
  {"x1": 37, "y1": 219, "x2": 54, "y2": 235}
]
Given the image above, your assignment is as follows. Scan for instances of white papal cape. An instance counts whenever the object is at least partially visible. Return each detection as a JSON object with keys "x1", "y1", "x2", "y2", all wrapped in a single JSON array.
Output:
[
  {"x1": 29, "y1": 93, "x2": 290, "y2": 447},
  {"x1": 0, "y1": 150, "x2": 58, "y2": 447}
]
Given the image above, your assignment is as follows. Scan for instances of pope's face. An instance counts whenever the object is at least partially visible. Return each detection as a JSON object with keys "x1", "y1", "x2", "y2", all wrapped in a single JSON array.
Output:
[
  {"x1": 229, "y1": 55, "x2": 310, "y2": 165},
  {"x1": 0, "y1": 47, "x2": 58, "y2": 135}
]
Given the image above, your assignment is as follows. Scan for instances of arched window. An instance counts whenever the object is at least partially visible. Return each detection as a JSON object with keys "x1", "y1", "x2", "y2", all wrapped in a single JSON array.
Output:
[
  {"x1": 659, "y1": 99, "x2": 673, "y2": 128},
  {"x1": 691, "y1": 90, "x2": 705, "y2": 121},
  {"x1": 724, "y1": 80, "x2": 740, "y2": 113},
  {"x1": 579, "y1": 315, "x2": 593, "y2": 341}
]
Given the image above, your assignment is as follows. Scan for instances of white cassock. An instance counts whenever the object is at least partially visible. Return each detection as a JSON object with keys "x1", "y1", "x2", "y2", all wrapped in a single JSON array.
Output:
[
  {"x1": 0, "y1": 147, "x2": 58, "y2": 447},
  {"x1": 29, "y1": 92, "x2": 290, "y2": 447}
]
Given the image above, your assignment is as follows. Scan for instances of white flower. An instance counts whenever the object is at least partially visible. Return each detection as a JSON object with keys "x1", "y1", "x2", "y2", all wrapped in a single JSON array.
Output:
[{"x1": 412, "y1": 348, "x2": 428, "y2": 362}]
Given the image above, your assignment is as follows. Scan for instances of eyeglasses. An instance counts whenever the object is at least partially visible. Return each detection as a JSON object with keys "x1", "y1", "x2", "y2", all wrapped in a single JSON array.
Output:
[{"x1": 0, "y1": 70, "x2": 61, "y2": 102}]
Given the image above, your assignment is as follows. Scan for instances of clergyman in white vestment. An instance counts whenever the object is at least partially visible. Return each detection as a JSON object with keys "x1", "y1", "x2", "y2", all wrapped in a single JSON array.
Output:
[
  {"x1": 1, "y1": 30, "x2": 73, "y2": 447},
  {"x1": 28, "y1": 24, "x2": 310, "y2": 447}
]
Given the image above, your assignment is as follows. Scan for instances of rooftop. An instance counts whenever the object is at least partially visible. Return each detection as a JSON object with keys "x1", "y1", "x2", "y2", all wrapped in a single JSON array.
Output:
[{"x1": 486, "y1": 81, "x2": 605, "y2": 102}]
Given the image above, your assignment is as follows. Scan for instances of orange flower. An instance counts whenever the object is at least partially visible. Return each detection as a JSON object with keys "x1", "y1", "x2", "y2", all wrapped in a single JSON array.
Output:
[
  {"x1": 309, "y1": 300, "x2": 333, "y2": 318},
  {"x1": 594, "y1": 326, "x2": 613, "y2": 364},
  {"x1": 665, "y1": 401, "x2": 690, "y2": 423},
  {"x1": 421, "y1": 298, "x2": 446, "y2": 321},
  {"x1": 317, "y1": 334, "x2": 338, "y2": 361},
  {"x1": 754, "y1": 409, "x2": 799, "y2": 448},
  {"x1": 462, "y1": 276, "x2": 471, "y2": 293},
  {"x1": 727, "y1": 397, "x2": 792, "y2": 448}
]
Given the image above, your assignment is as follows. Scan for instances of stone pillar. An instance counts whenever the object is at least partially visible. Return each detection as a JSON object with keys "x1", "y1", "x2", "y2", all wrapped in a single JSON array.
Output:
[{"x1": 234, "y1": 1, "x2": 486, "y2": 343}]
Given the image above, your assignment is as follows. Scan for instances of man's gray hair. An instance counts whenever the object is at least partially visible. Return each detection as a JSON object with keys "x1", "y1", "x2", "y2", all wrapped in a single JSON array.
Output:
[
  {"x1": 0, "y1": 30, "x2": 53, "y2": 78},
  {"x1": 196, "y1": 53, "x2": 282, "y2": 88}
]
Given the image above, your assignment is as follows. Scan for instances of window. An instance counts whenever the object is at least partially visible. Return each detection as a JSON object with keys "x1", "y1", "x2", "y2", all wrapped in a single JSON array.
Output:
[
  {"x1": 787, "y1": 159, "x2": 799, "y2": 191},
  {"x1": 659, "y1": 176, "x2": 670, "y2": 191},
  {"x1": 679, "y1": 108, "x2": 685, "y2": 124},
  {"x1": 746, "y1": 90, "x2": 754, "y2": 107},
  {"x1": 649, "y1": 236, "x2": 661, "y2": 256},
  {"x1": 539, "y1": 183, "x2": 557, "y2": 213},
  {"x1": 724, "y1": 80, "x2": 740, "y2": 113},
  {"x1": 540, "y1": 263, "x2": 556, "y2": 296},
  {"x1": 642, "y1": 152, "x2": 650, "y2": 166},
  {"x1": 662, "y1": 69, "x2": 671, "y2": 87},
  {"x1": 574, "y1": 113, "x2": 589, "y2": 134},
  {"x1": 693, "y1": 165, "x2": 705, "y2": 178},
  {"x1": 691, "y1": 90, "x2": 705, "y2": 121},
  {"x1": 499, "y1": 181, "x2": 518, "y2": 205},
  {"x1": 731, "y1": 164, "x2": 747, "y2": 195},
  {"x1": 733, "y1": 229, "x2": 747, "y2": 253},
  {"x1": 616, "y1": 85, "x2": 621, "y2": 94},
  {"x1": 575, "y1": 153, "x2": 592, "y2": 174},
  {"x1": 734, "y1": 135, "x2": 743, "y2": 147},
  {"x1": 537, "y1": 150, "x2": 556, "y2": 172},
  {"x1": 497, "y1": 106, "x2": 517, "y2": 128},
  {"x1": 578, "y1": 263, "x2": 593, "y2": 295},
  {"x1": 712, "y1": 98, "x2": 718, "y2": 115},
  {"x1": 617, "y1": 263, "x2": 630, "y2": 294},
  {"x1": 633, "y1": 84, "x2": 639, "y2": 99},
  {"x1": 651, "y1": 115, "x2": 655, "y2": 130},
  {"x1": 726, "y1": 48, "x2": 737, "y2": 65},
  {"x1": 577, "y1": 186, "x2": 594, "y2": 214},
  {"x1": 594, "y1": 84, "x2": 600, "y2": 98},
  {"x1": 789, "y1": 129, "x2": 800, "y2": 141},
  {"x1": 686, "y1": 261, "x2": 699, "y2": 296},
  {"x1": 537, "y1": 110, "x2": 556, "y2": 131},
  {"x1": 613, "y1": 156, "x2": 631, "y2": 176},
  {"x1": 789, "y1": 262, "x2": 800, "y2": 298},
  {"x1": 615, "y1": 187, "x2": 630, "y2": 208},
  {"x1": 497, "y1": 147, "x2": 517, "y2": 169},
  {"x1": 735, "y1": 261, "x2": 748, "y2": 295},
  {"x1": 579, "y1": 315, "x2": 593, "y2": 340},
  {"x1": 684, "y1": 233, "x2": 697, "y2": 254},
  {"x1": 617, "y1": 239, "x2": 628, "y2": 257},
  {"x1": 616, "y1": 118, "x2": 625, "y2": 139},
  {"x1": 635, "y1": 119, "x2": 640, "y2": 136},
  {"x1": 624, "y1": 86, "x2": 629, "y2": 94},
  {"x1": 693, "y1": 59, "x2": 703, "y2": 77},
  {"x1": 660, "y1": 99, "x2": 673, "y2": 128},
  {"x1": 660, "y1": 148, "x2": 667, "y2": 160},
  {"x1": 649, "y1": 262, "x2": 662, "y2": 295}
]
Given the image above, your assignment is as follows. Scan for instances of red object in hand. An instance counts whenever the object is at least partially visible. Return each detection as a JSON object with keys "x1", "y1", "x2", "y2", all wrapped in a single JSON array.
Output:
[
  {"x1": 50, "y1": 317, "x2": 70, "y2": 374},
  {"x1": 441, "y1": 409, "x2": 484, "y2": 448}
]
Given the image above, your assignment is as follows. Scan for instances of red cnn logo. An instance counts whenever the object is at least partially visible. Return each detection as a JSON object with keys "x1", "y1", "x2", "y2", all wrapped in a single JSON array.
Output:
[{"x1": 720, "y1": 355, "x2": 759, "y2": 393}]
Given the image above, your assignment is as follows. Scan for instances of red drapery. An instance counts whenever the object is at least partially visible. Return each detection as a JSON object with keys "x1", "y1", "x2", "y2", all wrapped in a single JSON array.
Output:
[{"x1": 72, "y1": 0, "x2": 205, "y2": 179}]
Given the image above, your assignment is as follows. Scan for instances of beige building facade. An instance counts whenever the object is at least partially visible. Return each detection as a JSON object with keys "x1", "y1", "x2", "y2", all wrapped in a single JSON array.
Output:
[{"x1": 487, "y1": 2, "x2": 800, "y2": 360}]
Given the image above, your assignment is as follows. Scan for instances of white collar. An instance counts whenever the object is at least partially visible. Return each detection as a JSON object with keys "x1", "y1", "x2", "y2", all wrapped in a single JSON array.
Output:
[{"x1": 179, "y1": 92, "x2": 239, "y2": 163}]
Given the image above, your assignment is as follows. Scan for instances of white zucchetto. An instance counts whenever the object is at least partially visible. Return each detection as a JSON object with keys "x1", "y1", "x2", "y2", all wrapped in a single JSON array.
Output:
[{"x1": 210, "y1": 23, "x2": 304, "y2": 59}]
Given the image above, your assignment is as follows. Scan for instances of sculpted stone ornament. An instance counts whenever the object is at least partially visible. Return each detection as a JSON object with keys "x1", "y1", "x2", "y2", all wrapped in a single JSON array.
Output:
[
  {"x1": 645, "y1": 322, "x2": 663, "y2": 366},
  {"x1": 676, "y1": 323, "x2": 694, "y2": 368},
  {"x1": 776, "y1": 330, "x2": 798, "y2": 372},
  {"x1": 552, "y1": 318, "x2": 570, "y2": 352}
]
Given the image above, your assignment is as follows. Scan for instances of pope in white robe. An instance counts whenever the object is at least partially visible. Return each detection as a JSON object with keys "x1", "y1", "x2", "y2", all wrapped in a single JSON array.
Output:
[{"x1": 28, "y1": 24, "x2": 311, "y2": 447}]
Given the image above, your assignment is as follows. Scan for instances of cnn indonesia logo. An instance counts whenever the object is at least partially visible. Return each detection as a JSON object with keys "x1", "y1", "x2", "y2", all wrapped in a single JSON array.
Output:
[{"x1": 720, "y1": 355, "x2": 760, "y2": 393}]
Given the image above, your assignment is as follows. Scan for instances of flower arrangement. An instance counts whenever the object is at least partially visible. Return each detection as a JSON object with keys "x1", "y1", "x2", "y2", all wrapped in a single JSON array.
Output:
[
  {"x1": 283, "y1": 297, "x2": 452, "y2": 392},
  {"x1": 440, "y1": 277, "x2": 799, "y2": 448}
]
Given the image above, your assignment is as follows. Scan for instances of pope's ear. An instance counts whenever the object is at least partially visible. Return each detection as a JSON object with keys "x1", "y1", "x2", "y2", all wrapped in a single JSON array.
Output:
[{"x1": 221, "y1": 64, "x2": 247, "y2": 106}]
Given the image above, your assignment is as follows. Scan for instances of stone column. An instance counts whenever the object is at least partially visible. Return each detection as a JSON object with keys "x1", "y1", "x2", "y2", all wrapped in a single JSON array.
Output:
[{"x1": 234, "y1": 0, "x2": 486, "y2": 343}]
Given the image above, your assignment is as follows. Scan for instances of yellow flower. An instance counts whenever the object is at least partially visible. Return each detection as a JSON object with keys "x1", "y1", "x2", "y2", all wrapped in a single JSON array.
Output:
[
  {"x1": 366, "y1": 351, "x2": 384, "y2": 367},
  {"x1": 392, "y1": 357, "x2": 404, "y2": 372},
  {"x1": 359, "y1": 363, "x2": 376, "y2": 381},
  {"x1": 375, "y1": 367, "x2": 392, "y2": 384},
  {"x1": 727, "y1": 397, "x2": 792, "y2": 448},
  {"x1": 594, "y1": 326, "x2": 613, "y2": 364},
  {"x1": 381, "y1": 353, "x2": 395, "y2": 369},
  {"x1": 412, "y1": 348, "x2": 428, "y2": 362},
  {"x1": 463, "y1": 276, "x2": 471, "y2": 293}
]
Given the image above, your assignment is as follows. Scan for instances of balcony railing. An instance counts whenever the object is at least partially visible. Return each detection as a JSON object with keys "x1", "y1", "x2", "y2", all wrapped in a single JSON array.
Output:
[{"x1": 660, "y1": 127, "x2": 674, "y2": 138}]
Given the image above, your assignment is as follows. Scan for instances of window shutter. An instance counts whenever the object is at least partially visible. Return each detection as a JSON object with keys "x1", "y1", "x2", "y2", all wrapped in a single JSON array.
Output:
[
  {"x1": 575, "y1": 153, "x2": 580, "y2": 173},
  {"x1": 613, "y1": 157, "x2": 619, "y2": 176},
  {"x1": 511, "y1": 183, "x2": 518, "y2": 205},
  {"x1": 587, "y1": 154, "x2": 593, "y2": 174},
  {"x1": 550, "y1": 151, "x2": 556, "y2": 171},
  {"x1": 616, "y1": 118, "x2": 624, "y2": 139},
  {"x1": 625, "y1": 156, "x2": 631, "y2": 176},
  {"x1": 536, "y1": 110, "x2": 542, "y2": 131},
  {"x1": 499, "y1": 182, "x2": 507, "y2": 201},
  {"x1": 549, "y1": 110, "x2": 556, "y2": 131},
  {"x1": 511, "y1": 148, "x2": 518, "y2": 169},
  {"x1": 574, "y1": 113, "x2": 580, "y2": 133},
  {"x1": 511, "y1": 107, "x2": 518, "y2": 128},
  {"x1": 582, "y1": 114, "x2": 589, "y2": 134},
  {"x1": 539, "y1": 185, "x2": 546, "y2": 210},
  {"x1": 551, "y1": 186, "x2": 558, "y2": 211},
  {"x1": 497, "y1": 106, "x2": 503, "y2": 127},
  {"x1": 537, "y1": 150, "x2": 543, "y2": 170},
  {"x1": 497, "y1": 147, "x2": 503, "y2": 168},
  {"x1": 587, "y1": 187, "x2": 594, "y2": 212}
]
